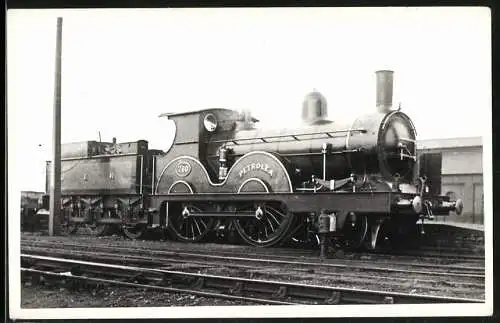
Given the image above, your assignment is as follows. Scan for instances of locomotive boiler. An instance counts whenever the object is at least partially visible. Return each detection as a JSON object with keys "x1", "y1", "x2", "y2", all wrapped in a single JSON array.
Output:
[
  {"x1": 39, "y1": 69, "x2": 464, "y2": 251},
  {"x1": 206, "y1": 92, "x2": 417, "y2": 186}
]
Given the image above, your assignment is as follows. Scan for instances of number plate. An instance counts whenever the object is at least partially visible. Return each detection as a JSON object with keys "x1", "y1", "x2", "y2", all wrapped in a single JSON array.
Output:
[{"x1": 175, "y1": 161, "x2": 192, "y2": 177}]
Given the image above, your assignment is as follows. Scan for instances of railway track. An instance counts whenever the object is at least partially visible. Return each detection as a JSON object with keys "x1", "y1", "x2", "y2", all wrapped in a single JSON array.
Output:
[
  {"x1": 21, "y1": 234, "x2": 484, "y2": 263},
  {"x1": 22, "y1": 245, "x2": 486, "y2": 293},
  {"x1": 21, "y1": 239, "x2": 485, "y2": 299},
  {"x1": 21, "y1": 240, "x2": 484, "y2": 277},
  {"x1": 21, "y1": 254, "x2": 483, "y2": 305}
]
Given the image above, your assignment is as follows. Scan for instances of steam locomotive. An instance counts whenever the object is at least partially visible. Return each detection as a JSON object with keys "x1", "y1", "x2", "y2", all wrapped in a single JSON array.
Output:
[{"x1": 38, "y1": 70, "x2": 463, "y2": 250}]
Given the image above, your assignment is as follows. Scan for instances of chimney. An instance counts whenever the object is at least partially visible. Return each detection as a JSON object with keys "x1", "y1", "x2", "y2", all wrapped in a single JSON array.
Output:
[
  {"x1": 112, "y1": 137, "x2": 117, "y2": 144},
  {"x1": 375, "y1": 70, "x2": 394, "y2": 113}
]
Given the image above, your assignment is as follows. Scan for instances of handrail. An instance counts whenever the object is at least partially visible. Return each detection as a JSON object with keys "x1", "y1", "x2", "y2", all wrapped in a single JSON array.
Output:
[
  {"x1": 207, "y1": 128, "x2": 367, "y2": 145},
  {"x1": 206, "y1": 148, "x2": 362, "y2": 160},
  {"x1": 61, "y1": 152, "x2": 140, "y2": 161}
]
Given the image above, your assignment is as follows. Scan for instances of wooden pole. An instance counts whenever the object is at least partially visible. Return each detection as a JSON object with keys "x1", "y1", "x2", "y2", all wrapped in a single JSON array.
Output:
[{"x1": 49, "y1": 17, "x2": 63, "y2": 236}]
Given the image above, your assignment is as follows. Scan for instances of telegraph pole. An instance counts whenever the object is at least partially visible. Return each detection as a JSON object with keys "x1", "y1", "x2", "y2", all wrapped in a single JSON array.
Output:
[{"x1": 49, "y1": 17, "x2": 63, "y2": 236}]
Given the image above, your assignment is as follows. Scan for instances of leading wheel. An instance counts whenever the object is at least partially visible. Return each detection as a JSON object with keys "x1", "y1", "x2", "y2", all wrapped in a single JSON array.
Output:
[
  {"x1": 233, "y1": 201, "x2": 294, "y2": 248},
  {"x1": 341, "y1": 212, "x2": 368, "y2": 250}
]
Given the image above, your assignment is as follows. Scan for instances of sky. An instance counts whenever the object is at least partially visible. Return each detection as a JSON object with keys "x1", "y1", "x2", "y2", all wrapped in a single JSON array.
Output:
[{"x1": 7, "y1": 7, "x2": 491, "y2": 192}]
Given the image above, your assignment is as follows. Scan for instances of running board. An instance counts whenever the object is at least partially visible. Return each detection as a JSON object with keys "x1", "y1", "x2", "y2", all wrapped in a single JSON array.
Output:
[{"x1": 151, "y1": 192, "x2": 394, "y2": 214}]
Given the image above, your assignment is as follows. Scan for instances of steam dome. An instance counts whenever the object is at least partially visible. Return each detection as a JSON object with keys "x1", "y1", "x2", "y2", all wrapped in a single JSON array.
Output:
[{"x1": 302, "y1": 90, "x2": 329, "y2": 125}]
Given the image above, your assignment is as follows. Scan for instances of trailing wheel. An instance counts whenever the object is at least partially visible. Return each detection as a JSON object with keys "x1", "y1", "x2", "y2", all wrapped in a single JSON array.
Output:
[
  {"x1": 232, "y1": 201, "x2": 294, "y2": 248},
  {"x1": 166, "y1": 203, "x2": 215, "y2": 242}
]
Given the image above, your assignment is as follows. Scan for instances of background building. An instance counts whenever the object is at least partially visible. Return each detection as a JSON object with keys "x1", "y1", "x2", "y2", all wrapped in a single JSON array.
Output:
[{"x1": 417, "y1": 136, "x2": 483, "y2": 224}]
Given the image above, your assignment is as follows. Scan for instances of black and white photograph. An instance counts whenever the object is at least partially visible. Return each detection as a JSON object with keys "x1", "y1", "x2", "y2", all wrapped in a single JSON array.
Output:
[{"x1": 7, "y1": 7, "x2": 493, "y2": 320}]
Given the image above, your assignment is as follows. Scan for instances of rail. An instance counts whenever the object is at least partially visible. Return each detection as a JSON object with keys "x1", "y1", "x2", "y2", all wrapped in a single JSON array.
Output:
[
  {"x1": 21, "y1": 254, "x2": 483, "y2": 304},
  {"x1": 22, "y1": 242, "x2": 485, "y2": 279},
  {"x1": 22, "y1": 268, "x2": 295, "y2": 305}
]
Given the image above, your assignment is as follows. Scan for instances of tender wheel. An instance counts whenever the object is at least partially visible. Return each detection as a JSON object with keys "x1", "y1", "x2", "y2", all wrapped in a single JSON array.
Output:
[
  {"x1": 60, "y1": 205, "x2": 78, "y2": 235},
  {"x1": 82, "y1": 208, "x2": 111, "y2": 236},
  {"x1": 83, "y1": 223, "x2": 110, "y2": 236},
  {"x1": 61, "y1": 218, "x2": 78, "y2": 236},
  {"x1": 233, "y1": 201, "x2": 294, "y2": 248},
  {"x1": 123, "y1": 224, "x2": 147, "y2": 239},
  {"x1": 166, "y1": 203, "x2": 215, "y2": 242},
  {"x1": 61, "y1": 223, "x2": 78, "y2": 235},
  {"x1": 121, "y1": 207, "x2": 148, "y2": 240},
  {"x1": 341, "y1": 212, "x2": 368, "y2": 250}
]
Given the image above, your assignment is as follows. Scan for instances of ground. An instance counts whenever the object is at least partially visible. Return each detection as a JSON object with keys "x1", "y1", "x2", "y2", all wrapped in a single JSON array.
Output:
[{"x1": 21, "y1": 283, "x2": 257, "y2": 308}]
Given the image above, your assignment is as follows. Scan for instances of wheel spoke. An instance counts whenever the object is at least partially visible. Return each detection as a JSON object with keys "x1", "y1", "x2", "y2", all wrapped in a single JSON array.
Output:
[
  {"x1": 267, "y1": 211, "x2": 281, "y2": 227},
  {"x1": 193, "y1": 218, "x2": 202, "y2": 236},
  {"x1": 190, "y1": 221, "x2": 195, "y2": 240},
  {"x1": 266, "y1": 217, "x2": 275, "y2": 232},
  {"x1": 199, "y1": 218, "x2": 208, "y2": 230},
  {"x1": 266, "y1": 206, "x2": 286, "y2": 218}
]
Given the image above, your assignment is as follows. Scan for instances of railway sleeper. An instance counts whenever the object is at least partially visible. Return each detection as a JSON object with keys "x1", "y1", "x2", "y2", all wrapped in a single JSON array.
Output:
[
  {"x1": 229, "y1": 282, "x2": 244, "y2": 295},
  {"x1": 130, "y1": 274, "x2": 149, "y2": 285},
  {"x1": 191, "y1": 277, "x2": 205, "y2": 290},
  {"x1": 272, "y1": 286, "x2": 288, "y2": 299},
  {"x1": 325, "y1": 291, "x2": 342, "y2": 305}
]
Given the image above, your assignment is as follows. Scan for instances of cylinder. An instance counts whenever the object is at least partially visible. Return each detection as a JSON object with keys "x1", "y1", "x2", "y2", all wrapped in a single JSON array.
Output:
[{"x1": 375, "y1": 70, "x2": 394, "y2": 113}]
